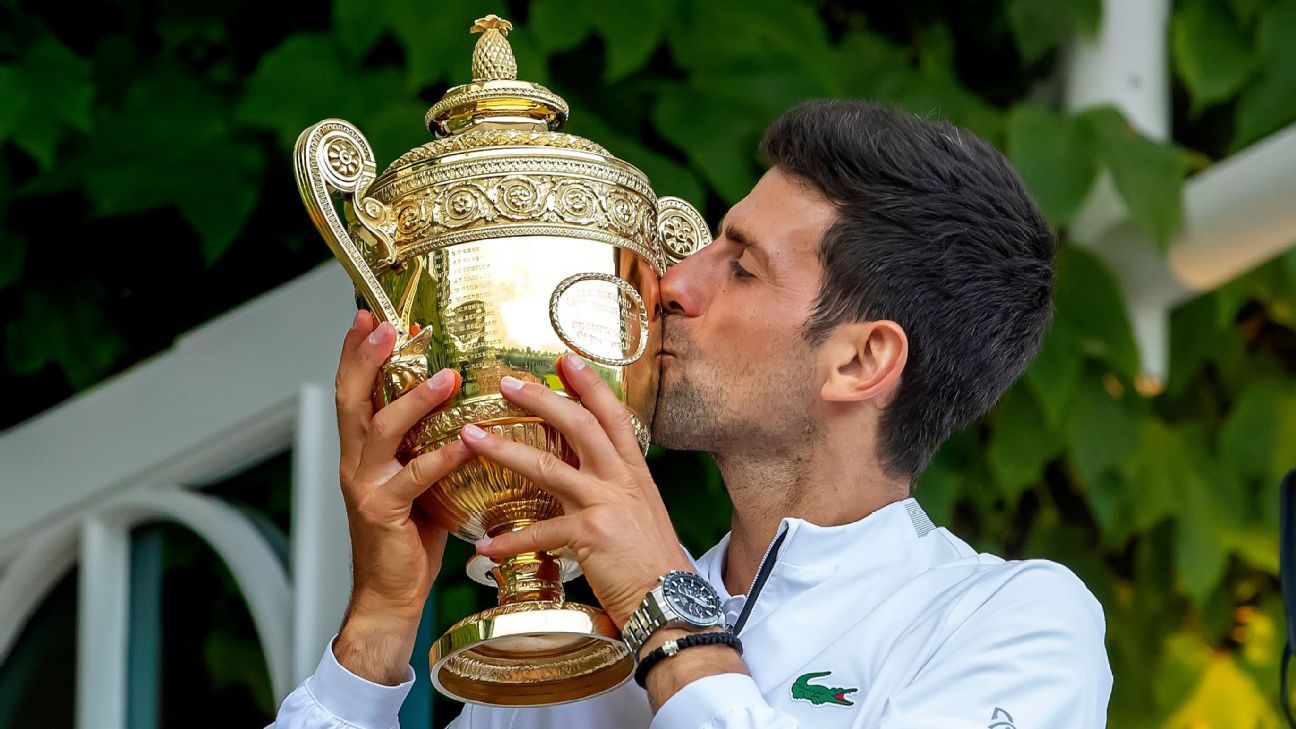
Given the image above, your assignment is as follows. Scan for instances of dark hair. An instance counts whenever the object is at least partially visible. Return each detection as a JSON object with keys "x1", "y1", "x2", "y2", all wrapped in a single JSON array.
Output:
[{"x1": 760, "y1": 99, "x2": 1055, "y2": 483}]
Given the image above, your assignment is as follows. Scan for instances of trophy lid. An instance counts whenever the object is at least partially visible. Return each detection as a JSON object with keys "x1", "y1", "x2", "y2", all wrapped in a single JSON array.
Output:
[
  {"x1": 424, "y1": 15, "x2": 568, "y2": 137},
  {"x1": 378, "y1": 14, "x2": 615, "y2": 178}
]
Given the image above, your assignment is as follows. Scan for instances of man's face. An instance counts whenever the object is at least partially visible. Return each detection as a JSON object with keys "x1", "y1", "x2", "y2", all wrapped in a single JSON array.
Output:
[{"x1": 652, "y1": 167, "x2": 837, "y2": 454}]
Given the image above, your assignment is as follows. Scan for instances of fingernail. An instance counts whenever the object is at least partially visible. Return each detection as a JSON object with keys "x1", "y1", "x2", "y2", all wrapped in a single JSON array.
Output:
[
  {"x1": 367, "y1": 322, "x2": 389, "y2": 345},
  {"x1": 500, "y1": 375, "x2": 523, "y2": 393},
  {"x1": 475, "y1": 537, "x2": 492, "y2": 551},
  {"x1": 351, "y1": 310, "x2": 365, "y2": 329},
  {"x1": 427, "y1": 369, "x2": 452, "y2": 390},
  {"x1": 461, "y1": 423, "x2": 488, "y2": 441},
  {"x1": 565, "y1": 353, "x2": 587, "y2": 371}
]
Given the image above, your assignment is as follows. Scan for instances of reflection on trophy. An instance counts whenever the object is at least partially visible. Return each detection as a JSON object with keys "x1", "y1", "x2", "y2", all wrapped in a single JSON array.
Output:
[{"x1": 292, "y1": 15, "x2": 711, "y2": 707}]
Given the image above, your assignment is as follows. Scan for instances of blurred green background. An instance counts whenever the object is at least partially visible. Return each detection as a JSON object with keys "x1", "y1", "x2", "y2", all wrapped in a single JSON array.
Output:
[{"x1": 2, "y1": 0, "x2": 1295, "y2": 726}]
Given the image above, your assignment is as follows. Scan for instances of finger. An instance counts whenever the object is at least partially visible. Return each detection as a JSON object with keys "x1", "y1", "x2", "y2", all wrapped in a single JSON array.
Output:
[
  {"x1": 557, "y1": 353, "x2": 645, "y2": 465},
  {"x1": 376, "y1": 439, "x2": 475, "y2": 513},
  {"x1": 475, "y1": 514, "x2": 580, "y2": 559},
  {"x1": 335, "y1": 310, "x2": 374, "y2": 470},
  {"x1": 355, "y1": 368, "x2": 462, "y2": 484},
  {"x1": 459, "y1": 423, "x2": 599, "y2": 506},
  {"x1": 497, "y1": 372, "x2": 622, "y2": 475},
  {"x1": 337, "y1": 316, "x2": 396, "y2": 475}
]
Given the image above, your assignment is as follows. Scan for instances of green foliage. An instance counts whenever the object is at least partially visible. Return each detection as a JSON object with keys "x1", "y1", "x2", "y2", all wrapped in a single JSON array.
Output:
[{"x1": 3, "y1": 0, "x2": 1296, "y2": 726}]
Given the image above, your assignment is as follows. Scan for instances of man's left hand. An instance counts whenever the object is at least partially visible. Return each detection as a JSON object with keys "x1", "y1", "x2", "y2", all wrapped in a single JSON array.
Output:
[{"x1": 460, "y1": 352, "x2": 695, "y2": 629}]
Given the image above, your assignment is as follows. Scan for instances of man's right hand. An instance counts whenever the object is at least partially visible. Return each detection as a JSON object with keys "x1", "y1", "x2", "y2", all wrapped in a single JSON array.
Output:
[{"x1": 331, "y1": 309, "x2": 474, "y2": 685}]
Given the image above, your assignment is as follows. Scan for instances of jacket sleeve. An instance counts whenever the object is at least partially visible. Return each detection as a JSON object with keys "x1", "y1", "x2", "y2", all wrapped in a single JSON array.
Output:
[
  {"x1": 649, "y1": 673, "x2": 801, "y2": 729},
  {"x1": 875, "y1": 561, "x2": 1112, "y2": 729},
  {"x1": 267, "y1": 635, "x2": 417, "y2": 729}
]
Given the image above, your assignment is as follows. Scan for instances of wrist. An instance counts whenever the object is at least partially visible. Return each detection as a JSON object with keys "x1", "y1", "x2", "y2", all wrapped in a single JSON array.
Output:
[{"x1": 334, "y1": 610, "x2": 421, "y2": 686}]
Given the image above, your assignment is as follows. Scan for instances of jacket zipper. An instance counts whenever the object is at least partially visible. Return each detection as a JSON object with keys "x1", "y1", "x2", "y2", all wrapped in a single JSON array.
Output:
[{"x1": 729, "y1": 523, "x2": 789, "y2": 635}]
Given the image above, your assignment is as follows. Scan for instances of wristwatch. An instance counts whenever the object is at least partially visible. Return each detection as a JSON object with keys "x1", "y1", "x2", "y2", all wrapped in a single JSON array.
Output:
[{"x1": 621, "y1": 570, "x2": 726, "y2": 659}]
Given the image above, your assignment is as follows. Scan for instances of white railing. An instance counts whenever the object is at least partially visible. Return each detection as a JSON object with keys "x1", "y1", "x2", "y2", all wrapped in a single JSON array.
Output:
[{"x1": 0, "y1": 262, "x2": 357, "y2": 729}]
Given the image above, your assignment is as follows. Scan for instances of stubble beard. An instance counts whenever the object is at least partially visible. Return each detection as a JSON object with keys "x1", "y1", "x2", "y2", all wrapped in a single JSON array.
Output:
[
  {"x1": 650, "y1": 320, "x2": 817, "y2": 456},
  {"x1": 651, "y1": 322, "x2": 723, "y2": 451}
]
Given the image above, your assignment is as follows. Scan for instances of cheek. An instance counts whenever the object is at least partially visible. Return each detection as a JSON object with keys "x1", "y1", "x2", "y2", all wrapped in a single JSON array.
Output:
[{"x1": 708, "y1": 300, "x2": 806, "y2": 374}]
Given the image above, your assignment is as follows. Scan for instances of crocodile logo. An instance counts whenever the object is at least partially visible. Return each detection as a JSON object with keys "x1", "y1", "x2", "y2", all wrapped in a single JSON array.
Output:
[{"x1": 790, "y1": 671, "x2": 857, "y2": 707}]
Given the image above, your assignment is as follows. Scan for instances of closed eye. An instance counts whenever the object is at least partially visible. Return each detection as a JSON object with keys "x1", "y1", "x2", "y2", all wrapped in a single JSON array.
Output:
[{"x1": 729, "y1": 258, "x2": 754, "y2": 279}]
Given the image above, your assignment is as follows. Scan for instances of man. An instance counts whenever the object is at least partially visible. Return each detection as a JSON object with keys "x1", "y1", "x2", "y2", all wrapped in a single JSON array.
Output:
[{"x1": 272, "y1": 100, "x2": 1112, "y2": 729}]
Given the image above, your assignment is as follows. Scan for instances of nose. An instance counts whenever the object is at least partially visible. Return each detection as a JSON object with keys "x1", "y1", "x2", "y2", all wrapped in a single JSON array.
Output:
[{"x1": 660, "y1": 249, "x2": 707, "y2": 318}]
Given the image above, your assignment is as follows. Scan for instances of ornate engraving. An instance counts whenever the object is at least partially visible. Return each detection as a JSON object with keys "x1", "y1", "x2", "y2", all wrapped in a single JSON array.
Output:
[
  {"x1": 435, "y1": 183, "x2": 494, "y2": 229},
  {"x1": 326, "y1": 137, "x2": 362, "y2": 177},
  {"x1": 658, "y1": 196, "x2": 713, "y2": 265},
  {"x1": 373, "y1": 155, "x2": 652, "y2": 201},
  {"x1": 368, "y1": 160, "x2": 663, "y2": 271},
  {"x1": 495, "y1": 175, "x2": 549, "y2": 219},
  {"x1": 383, "y1": 130, "x2": 610, "y2": 175}
]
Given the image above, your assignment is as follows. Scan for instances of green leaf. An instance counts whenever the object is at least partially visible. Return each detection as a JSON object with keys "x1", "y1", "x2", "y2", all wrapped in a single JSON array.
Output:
[
  {"x1": 565, "y1": 103, "x2": 705, "y2": 204},
  {"x1": 1234, "y1": 1, "x2": 1296, "y2": 149},
  {"x1": 1219, "y1": 378, "x2": 1296, "y2": 489},
  {"x1": 914, "y1": 455, "x2": 960, "y2": 526},
  {"x1": 667, "y1": 0, "x2": 833, "y2": 81},
  {"x1": 1005, "y1": 103, "x2": 1099, "y2": 228},
  {"x1": 528, "y1": 0, "x2": 594, "y2": 53},
  {"x1": 1082, "y1": 106, "x2": 1186, "y2": 248},
  {"x1": 0, "y1": 213, "x2": 24, "y2": 289},
  {"x1": 2, "y1": 36, "x2": 95, "y2": 169},
  {"x1": 1063, "y1": 373, "x2": 1138, "y2": 491},
  {"x1": 4, "y1": 285, "x2": 125, "y2": 389},
  {"x1": 590, "y1": 0, "x2": 676, "y2": 82},
  {"x1": 1165, "y1": 292, "x2": 1221, "y2": 394},
  {"x1": 237, "y1": 33, "x2": 410, "y2": 151},
  {"x1": 1007, "y1": 0, "x2": 1101, "y2": 64},
  {"x1": 1024, "y1": 321, "x2": 1083, "y2": 428},
  {"x1": 1164, "y1": 653, "x2": 1279, "y2": 727},
  {"x1": 84, "y1": 72, "x2": 263, "y2": 264},
  {"x1": 1171, "y1": 0, "x2": 1255, "y2": 113},
  {"x1": 0, "y1": 66, "x2": 31, "y2": 140},
  {"x1": 987, "y1": 385, "x2": 1063, "y2": 501},
  {"x1": 652, "y1": 89, "x2": 762, "y2": 204},
  {"x1": 1127, "y1": 419, "x2": 1186, "y2": 533},
  {"x1": 1052, "y1": 246, "x2": 1141, "y2": 379},
  {"x1": 332, "y1": 0, "x2": 388, "y2": 58},
  {"x1": 1174, "y1": 470, "x2": 1229, "y2": 610}
]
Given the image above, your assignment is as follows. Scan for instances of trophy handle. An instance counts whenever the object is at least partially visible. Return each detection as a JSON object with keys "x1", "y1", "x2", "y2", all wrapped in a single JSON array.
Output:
[
  {"x1": 294, "y1": 119, "x2": 402, "y2": 325},
  {"x1": 657, "y1": 196, "x2": 713, "y2": 267}
]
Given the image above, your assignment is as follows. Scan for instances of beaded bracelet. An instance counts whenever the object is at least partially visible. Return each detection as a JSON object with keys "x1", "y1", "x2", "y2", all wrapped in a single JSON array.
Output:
[{"x1": 633, "y1": 630, "x2": 744, "y2": 689}]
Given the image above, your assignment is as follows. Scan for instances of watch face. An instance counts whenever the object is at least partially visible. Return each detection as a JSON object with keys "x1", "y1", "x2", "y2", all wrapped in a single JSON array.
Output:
[{"x1": 662, "y1": 572, "x2": 722, "y2": 622}]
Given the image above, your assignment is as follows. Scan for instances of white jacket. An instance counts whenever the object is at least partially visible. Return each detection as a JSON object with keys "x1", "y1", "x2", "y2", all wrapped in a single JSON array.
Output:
[{"x1": 271, "y1": 497, "x2": 1112, "y2": 728}]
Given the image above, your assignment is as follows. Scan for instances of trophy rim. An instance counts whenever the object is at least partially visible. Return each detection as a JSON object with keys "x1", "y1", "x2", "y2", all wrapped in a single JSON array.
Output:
[{"x1": 430, "y1": 601, "x2": 633, "y2": 706}]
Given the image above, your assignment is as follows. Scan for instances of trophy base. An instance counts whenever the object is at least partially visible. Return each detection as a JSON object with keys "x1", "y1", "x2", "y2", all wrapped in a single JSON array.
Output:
[{"x1": 430, "y1": 600, "x2": 632, "y2": 706}]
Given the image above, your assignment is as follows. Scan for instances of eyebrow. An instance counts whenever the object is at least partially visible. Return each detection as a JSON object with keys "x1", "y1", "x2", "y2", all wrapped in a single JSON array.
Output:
[{"x1": 716, "y1": 214, "x2": 768, "y2": 264}]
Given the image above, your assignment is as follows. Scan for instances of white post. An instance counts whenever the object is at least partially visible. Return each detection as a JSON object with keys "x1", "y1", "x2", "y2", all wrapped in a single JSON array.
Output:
[
  {"x1": 1064, "y1": 0, "x2": 1170, "y2": 140},
  {"x1": 1065, "y1": 0, "x2": 1174, "y2": 385},
  {"x1": 1169, "y1": 125, "x2": 1296, "y2": 292},
  {"x1": 77, "y1": 515, "x2": 129, "y2": 729},
  {"x1": 291, "y1": 382, "x2": 352, "y2": 682}
]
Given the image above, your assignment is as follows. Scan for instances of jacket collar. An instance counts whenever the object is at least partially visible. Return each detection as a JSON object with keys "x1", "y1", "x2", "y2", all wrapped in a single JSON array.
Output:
[{"x1": 694, "y1": 496, "x2": 938, "y2": 604}]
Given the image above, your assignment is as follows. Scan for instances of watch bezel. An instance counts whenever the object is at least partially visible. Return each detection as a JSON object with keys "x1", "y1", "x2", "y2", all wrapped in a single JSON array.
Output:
[{"x1": 660, "y1": 571, "x2": 723, "y2": 625}]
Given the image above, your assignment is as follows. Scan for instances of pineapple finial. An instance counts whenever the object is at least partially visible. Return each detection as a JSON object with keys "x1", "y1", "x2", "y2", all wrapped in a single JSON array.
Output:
[{"x1": 470, "y1": 15, "x2": 517, "y2": 81}]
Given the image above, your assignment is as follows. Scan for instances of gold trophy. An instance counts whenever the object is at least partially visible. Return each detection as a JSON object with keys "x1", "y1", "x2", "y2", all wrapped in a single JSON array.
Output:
[{"x1": 293, "y1": 15, "x2": 711, "y2": 706}]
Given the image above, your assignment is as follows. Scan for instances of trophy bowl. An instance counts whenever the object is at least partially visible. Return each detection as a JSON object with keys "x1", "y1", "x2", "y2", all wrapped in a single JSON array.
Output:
[{"x1": 292, "y1": 15, "x2": 711, "y2": 707}]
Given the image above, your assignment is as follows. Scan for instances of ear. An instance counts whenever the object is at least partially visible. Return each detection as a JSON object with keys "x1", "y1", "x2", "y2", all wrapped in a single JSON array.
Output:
[{"x1": 818, "y1": 320, "x2": 908, "y2": 403}]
